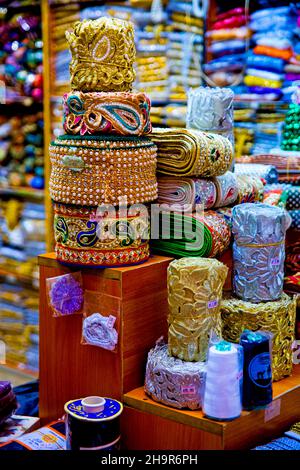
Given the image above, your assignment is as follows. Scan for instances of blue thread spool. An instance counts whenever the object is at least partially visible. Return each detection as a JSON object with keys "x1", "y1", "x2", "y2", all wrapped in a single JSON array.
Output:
[{"x1": 64, "y1": 396, "x2": 123, "y2": 450}]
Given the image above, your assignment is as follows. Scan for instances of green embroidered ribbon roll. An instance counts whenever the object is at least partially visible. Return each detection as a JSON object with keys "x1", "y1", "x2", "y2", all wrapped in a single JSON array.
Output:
[
  {"x1": 150, "y1": 128, "x2": 233, "y2": 177},
  {"x1": 151, "y1": 210, "x2": 231, "y2": 258}
]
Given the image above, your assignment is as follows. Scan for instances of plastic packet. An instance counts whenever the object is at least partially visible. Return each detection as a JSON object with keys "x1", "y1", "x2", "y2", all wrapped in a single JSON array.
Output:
[
  {"x1": 203, "y1": 337, "x2": 243, "y2": 421},
  {"x1": 239, "y1": 329, "x2": 273, "y2": 410},
  {"x1": 46, "y1": 272, "x2": 83, "y2": 317},
  {"x1": 81, "y1": 291, "x2": 121, "y2": 353}
]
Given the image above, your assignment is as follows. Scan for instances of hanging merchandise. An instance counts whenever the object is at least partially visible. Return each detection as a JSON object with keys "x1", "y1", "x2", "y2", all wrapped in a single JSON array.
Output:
[
  {"x1": 151, "y1": 128, "x2": 233, "y2": 177},
  {"x1": 53, "y1": 203, "x2": 150, "y2": 267},
  {"x1": 232, "y1": 203, "x2": 290, "y2": 302},
  {"x1": 46, "y1": 272, "x2": 83, "y2": 317},
  {"x1": 82, "y1": 292, "x2": 120, "y2": 352},
  {"x1": 65, "y1": 396, "x2": 123, "y2": 450},
  {"x1": 167, "y1": 258, "x2": 228, "y2": 362},
  {"x1": 221, "y1": 293, "x2": 296, "y2": 381},
  {"x1": 203, "y1": 340, "x2": 242, "y2": 421},
  {"x1": 144, "y1": 340, "x2": 205, "y2": 410},
  {"x1": 239, "y1": 330, "x2": 273, "y2": 410},
  {"x1": 62, "y1": 91, "x2": 152, "y2": 136},
  {"x1": 186, "y1": 87, "x2": 234, "y2": 145},
  {"x1": 49, "y1": 135, "x2": 158, "y2": 206},
  {"x1": 66, "y1": 17, "x2": 136, "y2": 92},
  {"x1": 151, "y1": 210, "x2": 231, "y2": 258}
]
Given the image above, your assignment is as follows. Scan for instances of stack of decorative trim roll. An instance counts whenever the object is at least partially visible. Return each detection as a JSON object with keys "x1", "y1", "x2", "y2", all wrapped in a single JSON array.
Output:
[
  {"x1": 145, "y1": 257, "x2": 228, "y2": 410},
  {"x1": 49, "y1": 17, "x2": 158, "y2": 267}
]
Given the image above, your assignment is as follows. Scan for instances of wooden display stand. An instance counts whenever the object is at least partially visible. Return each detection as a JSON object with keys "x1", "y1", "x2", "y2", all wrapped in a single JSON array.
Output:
[
  {"x1": 122, "y1": 366, "x2": 300, "y2": 450},
  {"x1": 38, "y1": 253, "x2": 172, "y2": 423}
]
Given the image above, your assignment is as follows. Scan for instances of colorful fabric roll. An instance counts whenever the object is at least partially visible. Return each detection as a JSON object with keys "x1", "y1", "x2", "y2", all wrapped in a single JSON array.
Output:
[
  {"x1": 168, "y1": 258, "x2": 228, "y2": 362},
  {"x1": 214, "y1": 172, "x2": 238, "y2": 208},
  {"x1": 221, "y1": 293, "x2": 296, "y2": 381},
  {"x1": 244, "y1": 75, "x2": 282, "y2": 89},
  {"x1": 63, "y1": 91, "x2": 151, "y2": 136},
  {"x1": 253, "y1": 45, "x2": 293, "y2": 61},
  {"x1": 66, "y1": 18, "x2": 136, "y2": 92},
  {"x1": 232, "y1": 203, "x2": 290, "y2": 303},
  {"x1": 144, "y1": 340, "x2": 206, "y2": 410},
  {"x1": 53, "y1": 202, "x2": 150, "y2": 267},
  {"x1": 239, "y1": 154, "x2": 300, "y2": 173},
  {"x1": 285, "y1": 187, "x2": 300, "y2": 210},
  {"x1": 151, "y1": 128, "x2": 233, "y2": 177},
  {"x1": 157, "y1": 177, "x2": 217, "y2": 210},
  {"x1": 49, "y1": 135, "x2": 157, "y2": 206},
  {"x1": 234, "y1": 163, "x2": 278, "y2": 184},
  {"x1": 254, "y1": 437, "x2": 300, "y2": 451},
  {"x1": 236, "y1": 174, "x2": 264, "y2": 204},
  {"x1": 151, "y1": 210, "x2": 231, "y2": 258},
  {"x1": 290, "y1": 210, "x2": 300, "y2": 229},
  {"x1": 246, "y1": 54, "x2": 285, "y2": 73}
]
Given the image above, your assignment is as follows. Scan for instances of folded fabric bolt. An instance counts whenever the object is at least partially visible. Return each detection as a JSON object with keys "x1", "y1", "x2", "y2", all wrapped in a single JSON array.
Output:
[
  {"x1": 49, "y1": 134, "x2": 158, "y2": 206},
  {"x1": 221, "y1": 292, "x2": 296, "y2": 381},
  {"x1": 246, "y1": 68, "x2": 283, "y2": 81},
  {"x1": 247, "y1": 86, "x2": 282, "y2": 97},
  {"x1": 213, "y1": 16, "x2": 246, "y2": 30},
  {"x1": 253, "y1": 45, "x2": 293, "y2": 61},
  {"x1": 246, "y1": 54, "x2": 285, "y2": 73},
  {"x1": 234, "y1": 163, "x2": 278, "y2": 184},
  {"x1": 144, "y1": 341, "x2": 206, "y2": 410},
  {"x1": 208, "y1": 40, "x2": 246, "y2": 54},
  {"x1": 254, "y1": 437, "x2": 300, "y2": 451},
  {"x1": 206, "y1": 27, "x2": 251, "y2": 41},
  {"x1": 256, "y1": 37, "x2": 292, "y2": 50},
  {"x1": 216, "y1": 7, "x2": 245, "y2": 21},
  {"x1": 63, "y1": 91, "x2": 151, "y2": 136},
  {"x1": 150, "y1": 128, "x2": 233, "y2": 177},
  {"x1": 236, "y1": 174, "x2": 264, "y2": 204},
  {"x1": 285, "y1": 73, "x2": 300, "y2": 81},
  {"x1": 151, "y1": 210, "x2": 231, "y2": 258},
  {"x1": 285, "y1": 64, "x2": 300, "y2": 73},
  {"x1": 168, "y1": 257, "x2": 228, "y2": 362},
  {"x1": 239, "y1": 154, "x2": 300, "y2": 173},
  {"x1": 244, "y1": 75, "x2": 282, "y2": 89},
  {"x1": 290, "y1": 210, "x2": 300, "y2": 229},
  {"x1": 285, "y1": 187, "x2": 300, "y2": 210},
  {"x1": 214, "y1": 172, "x2": 238, "y2": 207}
]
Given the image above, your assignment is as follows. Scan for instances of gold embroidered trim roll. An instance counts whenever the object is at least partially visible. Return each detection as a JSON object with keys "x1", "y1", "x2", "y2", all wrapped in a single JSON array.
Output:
[
  {"x1": 53, "y1": 202, "x2": 150, "y2": 267},
  {"x1": 150, "y1": 128, "x2": 233, "y2": 177},
  {"x1": 66, "y1": 18, "x2": 136, "y2": 92},
  {"x1": 168, "y1": 258, "x2": 228, "y2": 362},
  {"x1": 221, "y1": 293, "x2": 297, "y2": 381},
  {"x1": 63, "y1": 91, "x2": 152, "y2": 136},
  {"x1": 49, "y1": 135, "x2": 158, "y2": 206}
]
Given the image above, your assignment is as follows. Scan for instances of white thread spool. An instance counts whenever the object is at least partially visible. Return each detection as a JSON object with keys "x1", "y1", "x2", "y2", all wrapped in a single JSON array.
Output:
[
  {"x1": 203, "y1": 343, "x2": 242, "y2": 420},
  {"x1": 81, "y1": 396, "x2": 106, "y2": 414}
]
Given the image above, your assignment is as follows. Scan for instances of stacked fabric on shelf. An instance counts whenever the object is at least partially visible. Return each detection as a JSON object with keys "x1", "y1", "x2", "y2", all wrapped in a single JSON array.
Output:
[
  {"x1": 234, "y1": 162, "x2": 278, "y2": 183},
  {"x1": 204, "y1": 7, "x2": 250, "y2": 87},
  {"x1": 49, "y1": 17, "x2": 158, "y2": 267},
  {"x1": 254, "y1": 421, "x2": 300, "y2": 450}
]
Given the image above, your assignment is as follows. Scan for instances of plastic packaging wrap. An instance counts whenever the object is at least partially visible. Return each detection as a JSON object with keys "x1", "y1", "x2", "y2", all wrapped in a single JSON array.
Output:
[
  {"x1": 81, "y1": 292, "x2": 120, "y2": 352},
  {"x1": 46, "y1": 272, "x2": 83, "y2": 317}
]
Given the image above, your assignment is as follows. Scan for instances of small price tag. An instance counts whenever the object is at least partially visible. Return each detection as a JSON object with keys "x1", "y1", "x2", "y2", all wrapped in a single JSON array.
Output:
[
  {"x1": 270, "y1": 258, "x2": 280, "y2": 266},
  {"x1": 107, "y1": 315, "x2": 116, "y2": 329},
  {"x1": 264, "y1": 399, "x2": 281, "y2": 422},
  {"x1": 181, "y1": 385, "x2": 196, "y2": 395},
  {"x1": 208, "y1": 300, "x2": 218, "y2": 309}
]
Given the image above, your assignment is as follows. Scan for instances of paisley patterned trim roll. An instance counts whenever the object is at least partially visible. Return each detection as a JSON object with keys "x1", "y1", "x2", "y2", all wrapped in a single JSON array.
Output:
[
  {"x1": 66, "y1": 18, "x2": 136, "y2": 92},
  {"x1": 63, "y1": 91, "x2": 152, "y2": 136},
  {"x1": 53, "y1": 202, "x2": 150, "y2": 267},
  {"x1": 221, "y1": 293, "x2": 296, "y2": 381},
  {"x1": 49, "y1": 135, "x2": 158, "y2": 206}
]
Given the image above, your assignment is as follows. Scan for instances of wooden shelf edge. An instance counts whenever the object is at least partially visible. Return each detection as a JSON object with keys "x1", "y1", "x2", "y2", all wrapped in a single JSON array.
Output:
[{"x1": 124, "y1": 366, "x2": 300, "y2": 437}]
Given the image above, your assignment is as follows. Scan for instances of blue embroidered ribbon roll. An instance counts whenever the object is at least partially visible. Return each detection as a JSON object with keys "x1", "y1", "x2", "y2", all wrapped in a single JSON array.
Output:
[
  {"x1": 53, "y1": 202, "x2": 150, "y2": 267},
  {"x1": 232, "y1": 203, "x2": 290, "y2": 302},
  {"x1": 63, "y1": 91, "x2": 152, "y2": 136}
]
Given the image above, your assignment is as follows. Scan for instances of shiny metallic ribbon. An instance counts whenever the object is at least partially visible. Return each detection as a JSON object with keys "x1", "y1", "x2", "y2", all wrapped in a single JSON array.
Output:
[
  {"x1": 232, "y1": 203, "x2": 290, "y2": 302},
  {"x1": 167, "y1": 257, "x2": 228, "y2": 362}
]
